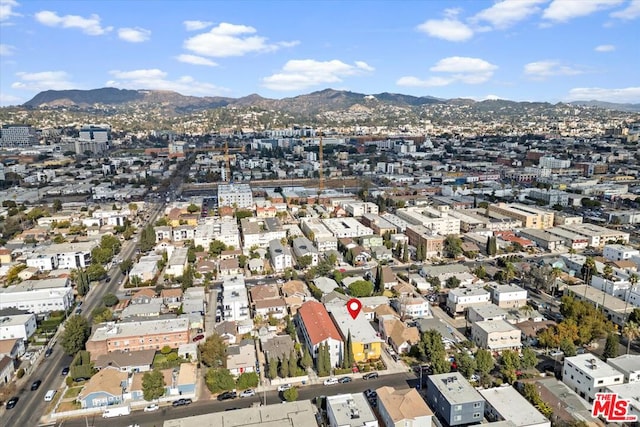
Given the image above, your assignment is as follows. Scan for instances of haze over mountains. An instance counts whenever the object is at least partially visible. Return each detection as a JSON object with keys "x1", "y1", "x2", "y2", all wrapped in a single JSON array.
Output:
[{"x1": 22, "y1": 87, "x2": 640, "y2": 114}]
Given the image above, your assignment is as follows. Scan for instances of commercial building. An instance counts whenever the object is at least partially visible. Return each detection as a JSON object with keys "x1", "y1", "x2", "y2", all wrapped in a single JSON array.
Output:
[
  {"x1": 562, "y1": 354, "x2": 624, "y2": 402},
  {"x1": 479, "y1": 386, "x2": 550, "y2": 427},
  {"x1": 0, "y1": 124, "x2": 38, "y2": 147},
  {"x1": 296, "y1": 301, "x2": 343, "y2": 368},
  {"x1": 426, "y1": 372, "x2": 485, "y2": 427},
  {"x1": 376, "y1": 386, "x2": 433, "y2": 427},
  {"x1": 557, "y1": 224, "x2": 629, "y2": 248},
  {"x1": 327, "y1": 393, "x2": 378, "y2": 427},
  {"x1": 0, "y1": 312, "x2": 37, "y2": 340},
  {"x1": 471, "y1": 319, "x2": 522, "y2": 353},
  {"x1": 86, "y1": 318, "x2": 190, "y2": 359},
  {"x1": 0, "y1": 278, "x2": 74, "y2": 314},
  {"x1": 217, "y1": 183, "x2": 253, "y2": 208},
  {"x1": 326, "y1": 302, "x2": 383, "y2": 363},
  {"x1": 488, "y1": 203, "x2": 554, "y2": 229}
]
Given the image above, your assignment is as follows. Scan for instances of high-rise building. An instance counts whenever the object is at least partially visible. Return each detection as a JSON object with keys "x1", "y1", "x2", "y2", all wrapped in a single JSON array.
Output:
[
  {"x1": 0, "y1": 124, "x2": 38, "y2": 147},
  {"x1": 217, "y1": 183, "x2": 253, "y2": 208}
]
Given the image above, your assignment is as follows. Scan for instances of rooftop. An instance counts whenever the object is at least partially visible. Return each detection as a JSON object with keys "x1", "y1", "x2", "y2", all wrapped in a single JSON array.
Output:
[
  {"x1": 479, "y1": 386, "x2": 550, "y2": 427},
  {"x1": 90, "y1": 318, "x2": 189, "y2": 341},
  {"x1": 427, "y1": 372, "x2": 483, "y2": 404},
  {"x1": 326, "y1": 302, "x2": 383, "y2": 345},
  {"x1": 297, "y1": 301, "x2": 342, "y2": 346},
  {"x1": 474, "y1": 319, "x2": 520, "y2": 334},
  {"x1": 326, "y1": 393, "x2": 377, "y2": 427},
  {"x1": 606, "y1": 354, "x2": 640, "y2": 374},
  {"x1": 564, "y1": 354, "x2": 625, "y2": 377}
]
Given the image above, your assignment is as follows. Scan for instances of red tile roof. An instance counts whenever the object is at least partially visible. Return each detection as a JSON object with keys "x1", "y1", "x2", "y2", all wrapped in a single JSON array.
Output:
[{"x1": 297, "y1": 301, "x2": 342, "y2": 345}]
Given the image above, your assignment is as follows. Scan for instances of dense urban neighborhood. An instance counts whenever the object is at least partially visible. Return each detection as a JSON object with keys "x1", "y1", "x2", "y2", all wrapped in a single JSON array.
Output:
[{"x1": 0, "y1": 94, "x2": 640, "y2": 427}]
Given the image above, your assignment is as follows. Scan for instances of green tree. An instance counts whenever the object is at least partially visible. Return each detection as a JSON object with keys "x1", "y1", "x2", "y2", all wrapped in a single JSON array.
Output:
[
  {"x1": 209, "y1": 240, "x2": 227, "y2": 257},
  {"x1": 102, "y1": 293, "x2": 119, "y2": 307},
  {"x1": 283, "y1": 386, "x2": 298, "y2": 402},
  {"x1": 486, "y1": 236, "x2": 497, "y2": 256},
  {"x1": 402, "y1": 241, "x2": 409, "y2": 263},
  {"x1": 200, "y1": 334, "x2": 227, "y2": 368},
  {"x1": 603, "y1": 333, "x2": 619, "y2": 360},
  {"x1": 52, "y1": 199, "x2": 63, "y2": 212},
  {"x1": 297, "y1": 255, "x2": 313, "y2": 269},
  {"x1": 301, "y1": 346, "x2": 312, "y2": 370},
  {"x1": 445, "y1": 276, "x2": 461, "y2": 289},
  {"x1": 60, "y1": 315, "x2": 91, "y2": 356},
  {"x1": 76, "y1": 269, "x2": 90, "y2": 296},
  {"x1": 475, "y1": 349, "x2": 495, "y2": 376},
  {"x1": 268, "y1": 357, "x2": 278, "y2": 380},
  {"x1": 119, "y1": 259, "x2": 133, "y2": 274},
  {"x1": 205, "y1": 368, "x2": 235, "y2": 393},
  {"x1": 343, "y1": 330, "x2": 354, "y2": 369},
  {"x1": 86, "y1": 263, "x2": 106, "y2": 281},
  {"x1": 91, "y1": 306, "x2": 112, "y2": 324},
  {"x1": 348, "y1": 280, "x2": 373, "y2": 297},
  {"x1": 288, "y1": 350, "x2": 298, "y2": 377},
  {"x1": 187, "y1": 203, "x2": 200, "y2": 213},
  {"x1": 623, "y1": 321, "x2": 640, "y2": 355},
  {"x1": 236, "y1": 372, "x2": 259, "y2": 389},
  {"x1": 375, "y1": 264, "x2": 383, "y2": 293},
  {"x1": 419, "y1": 330, "x2": 449, "y2": 374},
  {"x1": 444, "y1": 235, "x2": 463, "y2": 258},
  {"x1": 581, "y1": 257, "x2": 596, "y2": 285},
  {"x1": 521, "y1": 347, "x2": 538, "y2": 369},
  {"x1": 140, "y1": 224, "x2": 156, "y2": 252},
  {"x1": 279, "y1": 354, "x2": 289, "y2": 378},
  {"x1": 455, "y1": 352, "x2": 477, "y2": 379},
  {"x1": 285, "y1": 315, "x2": 296, "y2": 338},
  {"x1": 142, "y1": 370, "x2": 166, "y2": 401}
]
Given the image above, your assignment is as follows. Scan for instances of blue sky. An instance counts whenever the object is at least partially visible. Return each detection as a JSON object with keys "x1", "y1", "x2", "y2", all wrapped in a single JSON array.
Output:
[{"x1": 1, "y1": 0, "x2": 639, "y2": 106}]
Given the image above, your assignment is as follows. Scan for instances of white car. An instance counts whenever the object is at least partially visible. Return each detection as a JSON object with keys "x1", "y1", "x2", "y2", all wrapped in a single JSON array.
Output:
[
  {"x1": 323, "y1": 377, "x2": 339, "y2": 386},
  {"x1": 240, "y1": 389, "x2": 256, "y2": 398},
  {"x1": 277, "y1": 384, "x2": 292, "y2": 392},
  {"x1": 143, "y1": 403, "x2": 159, "y2": 412}
]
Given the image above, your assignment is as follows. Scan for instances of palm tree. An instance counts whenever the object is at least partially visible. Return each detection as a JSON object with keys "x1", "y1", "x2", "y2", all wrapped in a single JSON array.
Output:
[
  {"x1": 582, "y1": 257, "x2": 597, "y2": 298},
  {"x1": 622, "y1": 321, "x2": 640, "y2": 355},
  {"x1": 520, "y1": 304, "x2": 534, "y2": 319},
  {"x1": 601, "y1": 264, "x2": 614, "y2": 311}
]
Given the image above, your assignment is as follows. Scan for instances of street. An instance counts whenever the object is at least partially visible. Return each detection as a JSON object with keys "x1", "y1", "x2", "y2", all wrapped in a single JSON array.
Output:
[{"x1": 55, "y1": 372, "x2": 416, "y2": 427}]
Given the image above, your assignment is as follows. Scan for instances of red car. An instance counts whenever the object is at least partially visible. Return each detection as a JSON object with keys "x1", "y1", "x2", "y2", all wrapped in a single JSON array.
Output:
[{"x1": 192, "y1": 334, "x2": 205, "y2": 342}]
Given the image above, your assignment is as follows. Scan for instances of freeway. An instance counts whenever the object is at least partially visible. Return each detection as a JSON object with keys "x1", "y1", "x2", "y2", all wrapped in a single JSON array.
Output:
[
  {"x1": 57, "y1": 372, "x2": 417, "y2": 427},
  {"x1": 0, "y1": 202, "x2": 165, "y2": 427}
]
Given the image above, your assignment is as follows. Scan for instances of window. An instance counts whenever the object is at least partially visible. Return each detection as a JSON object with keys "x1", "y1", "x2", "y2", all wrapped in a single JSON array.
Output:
[
  {"x1": 455, "y1": 405, "x2": 462, "y2": 412},
  {"x1": 597, "y1": 380, "x2": 603, "y2": 384},
  {"x1": 473, "y1": 413, "x2": 481, "y2": 418},
  {"x1": 473, "y1": 402, "x2": 482, "y2": 408},
  {"x1": 454, "y1": 416, "x2": 462, "y2": 422}
]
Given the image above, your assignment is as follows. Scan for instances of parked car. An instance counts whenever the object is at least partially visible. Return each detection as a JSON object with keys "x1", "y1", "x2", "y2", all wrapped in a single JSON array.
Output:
[
  {"x1": 192, "y1": 334, "x2": 205, "y2": 342},
  {"x1": 550, "y1": 350, "x2": 564, "y2": 357},
  {"x1": 61, "y1": 367, "x2": 69, "y2": 376},
  {"x1": 172, "y1": 398, "x2": 192, "y2": 407},
  {"x1": 239, "y1": 389, "x2": 255, "y2": 398},
  {"x1": 364, "y1": 389, "x2": 377, "y2": 398},
  {"x1": 6, "y1": 396, "x2": 19, "y2": 409},
  {"x1": 144, "y1": 403, "x2": 159, "y2": 412},
  {"x1": 44, "y1": 348, "x2": 53, "y2": 358},
  {"x1": 31, "y1": 380, "x2": 42, "y2": 391},
  {"x1": 217, "y1": 391, "x2": 237, "y2": 401},
  {"x1": 363, "y1": 372, "x2": 379, "y2": 380},
  {"x1": 277, "y1": 384, "x2": 292, "y2": 392},
  {"x1": 338, "y1": 377, "x2": 352, "y2": 384},
  {"x1": 323, "y1": 377, "x2": 339, "y2": 386}
]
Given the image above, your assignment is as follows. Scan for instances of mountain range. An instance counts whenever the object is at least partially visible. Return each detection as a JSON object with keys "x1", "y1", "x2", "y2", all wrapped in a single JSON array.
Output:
[{"x1": 21, "y1": 87, "x2": 640, "y2": 114}]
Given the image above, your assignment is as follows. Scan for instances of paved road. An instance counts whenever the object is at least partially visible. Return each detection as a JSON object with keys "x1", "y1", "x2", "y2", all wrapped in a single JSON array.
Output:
[
  {"x1": 57, "y1": 372, "x2": 416, "y2": 427},
  {"x1": 0, "y1": 203, "x2": 164, "y2": 427}
]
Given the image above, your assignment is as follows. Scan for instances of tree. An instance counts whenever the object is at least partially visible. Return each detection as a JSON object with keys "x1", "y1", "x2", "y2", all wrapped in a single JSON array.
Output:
[
  {"x1": 86, "y1": 263, "x2": 106, "y2": 281},
  {"x1": 445, "y1": 276, "x2": 461, "y2": 289},
  {"x1": 76, "y1": 269, "x2": 90, "y2": 296},
  {"x1": 140, "y1": 224, "x2": 156, "y2": 252},
  {"x1": 417, "y1": 330, "x2": 449, "y2": 374},
  {"x1": 486, "y1": 236, "x2": 497, "y2": 256},
  {"x1": 205, "y1": 368, "x2": 235, "y2": 393},
  {"x1": 603, "y1": 333, "x2": 619, "y2": 360},
  {"x1": 209, "y1": 240, "x2": 227, "y2": 257},
  {"x1": 285, "y1": 315, "x2": 296, "y2": 338},
  {"x1": 444, "y1": 235, "x2": 463, "y2": 258},
  {"x1": 375, "y1": 264, "x2": 383, "y2": 293},
  {"x1": 343, "y1": 331, "x2": 354, "y2": 369},
  {"x1": 91, "y1": 306, "x2": 112, "y2": 324},
  {"x1": 473, "y1": 265, "x2": 487, "y2": 279},
  {"x1": 282, "y1": 386, "x2": 298, "y2": 402},
  {"x1": 102, "y1": 293, "x2": 119, "y2": 307},
  {"x1": 60, "y1": 315, "x2": 91, "y2": 356},
  {"x1": 186, "y1": 203, "x2": 200, "y2": 213},
  {"x1": 629, "y1": 308, "x2": 640, "y2": 324},
  {"x1": 268, "y1": 357, "x2": 278, "y2": 380},
  {"x1": 236, "y1": 372, "x2": 259, "y2": 389},
  {"x1": 142, "y1": 370, "x2": 165, "y2": 401},
  {"x1": 402, "y1": 241, "x2": 409, "y2": 263},
  {"x1": 475, "y1": 349, "x2": 495, "y2": 376},
  {"x1": 521, "y1": 347, "x2": 538, "y2": 369},
  {"x1": 581, "y1": 257, "x2": 596, "y2": 285},
  {"x1": 288, "y1": 350, "x2": 298, "y2": 377},
  {"x1": 500, "y1": 350, "x2": 521, "y2": 384},
  {"x1": 297, "y1": 255, "x2": 313, "y2": 269},
  {"x1": 622, "y1": 321, "x2": 640, "y2": 355},
  {"x1": 348, "y1": 280, "x2": 373, "y2": 297},
  {"x1": 52, "y1": 199, "x2": 63, "y2": 212},
  {"x1": 279, "y1": 354, "x2": 289, "y2": 378},
  {"x1": 301, "y1": 346, "x2": 312, "y2": 370},
  {"x1": 200, "y1": 334, "x2": 227, "y2": 368},
  {"x1": 455, "y1": 352, "x2": 477, "y2": 379},
  {"x1": 119, "y1": 259, "x2": 133, "y2": 274}
]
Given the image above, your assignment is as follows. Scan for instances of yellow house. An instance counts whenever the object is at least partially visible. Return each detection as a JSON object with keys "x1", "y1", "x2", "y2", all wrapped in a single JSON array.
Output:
[
  {"x1": 329, "y1": 304, "x2": 384, "y2": 363},
  {"x1": 0, "y1": 248, "x2": 12, "y2": 265}
]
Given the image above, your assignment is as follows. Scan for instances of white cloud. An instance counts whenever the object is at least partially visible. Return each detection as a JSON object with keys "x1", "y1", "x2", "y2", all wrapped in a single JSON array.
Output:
[
  {"x1": 11, "y1": 70, "x2": 76, "y2": 91},
  {"x1": 107, "y1": 68, "x2": 228, "y2": 95},
  {"x1": 176, "y1": 54, "x2": 218, "y2": 67},
  {"x1": 0, "y1": 43, "x2": 15, "y2": 56},
  {"x1": 118, "y1": 27, "x2": 151, "y2": 43},
  {"x1": 524, "y1": 60, "x2": 583, "y2": 79},
  {"x1": 0, "y1": 92, "x2": 22, "y2": 105},
  {"x1": 184, "y1": 22, "x2": 297, "y2": 57},
  {"x1": 183, "y1": 20, "x2": 213, "y2": 31},
  {"x1": 262, "y1": 59, "x2": 374, "y2": 91},
  {"x1": 610, "y1": 0, "x2": 640, "y2": 19},
  {"x1": 0, "y1": 0, "x2": 21, "y2": 22},
  {"x1": 543, "y1": 0, "x2": 624, "y2": 22},
  {"x1": 34, "y1": 10, "x2": 112, "y2": 35},
  {"x1": 566, "y1": 87, "x2": 640, "y2": 103},
  {"x1": 473, "y1": 0, "x2": 548, "y2": 29},
  {"x1": 397, "y1": 56, "x2": 497, "y2": 87},
  {"x1": 416, "y1": 18, "x2": 474, "y2": 42},
  {"x1": 595, "y1": 44, "x2": 616, "y2": 52}
]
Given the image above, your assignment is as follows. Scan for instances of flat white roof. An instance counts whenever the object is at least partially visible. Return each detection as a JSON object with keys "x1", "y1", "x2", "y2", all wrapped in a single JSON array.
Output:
[
  {"x1": 479, "y1": 386, "x2": 549, "y2": 427},
  {"x1": 564, "y1": 354, "x2": 624, "y2": 377}
]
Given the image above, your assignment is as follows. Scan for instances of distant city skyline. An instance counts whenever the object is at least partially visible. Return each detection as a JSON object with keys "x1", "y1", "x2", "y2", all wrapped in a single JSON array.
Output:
[{"x1": 0, "y1": 0, "x2": 639, "y2": 106}]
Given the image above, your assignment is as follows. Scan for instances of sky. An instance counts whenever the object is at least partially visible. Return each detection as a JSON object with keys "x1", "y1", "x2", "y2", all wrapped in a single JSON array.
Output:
[{"x1": 0, "y1": 0, "x2": 639, "y2": 106}]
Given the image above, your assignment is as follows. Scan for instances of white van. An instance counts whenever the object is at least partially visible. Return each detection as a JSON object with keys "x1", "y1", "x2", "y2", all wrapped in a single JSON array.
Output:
[
  {"x1": 44, "y1": 390, "x2": 56, "y2": 402},
  {"x1": 102, "y1": 405, "x2": 131, "y2": 418}
]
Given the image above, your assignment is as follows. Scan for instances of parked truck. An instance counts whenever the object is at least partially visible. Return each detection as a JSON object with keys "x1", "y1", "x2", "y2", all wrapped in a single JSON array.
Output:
[{"x1": 102, "y1": 405, "x2": 131, "y2": 418}]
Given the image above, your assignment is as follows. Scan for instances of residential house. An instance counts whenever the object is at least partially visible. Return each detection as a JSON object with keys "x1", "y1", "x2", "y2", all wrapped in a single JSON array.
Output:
[
  {"x1": 172, "y1": 225, "x2": 195, "y2": 242},
  {"x1": 471, "y1": 319, "x2": 522, "y2": 353},
  {"x1": 479, "y1": 386, "x2": 551, "y2": 427},
  {"x1": 129, "y1": 254, "x2": 161, "y2": 282},
  {"x1": 379, "y1": 266, "x2": 398, "y2": 290},
  {"x1": 380, "y1": 317, "x2": 420, "y2": 354},
  {"x1": 227, "y1": 339, "x2": 257, "y2": 377},
  {"x1": 0, "y1": 248, "x2": 12, "y2": 265},
  {"x1": 94, "y1": 349, "x2": 155, "y2": 373},
  {"x1": 166, "y1": 246, "x2": 189, "y2": 277},
  {"x1": 391, "y1": 296, "x2": 431, "y2": 319},
  {"x1": 215, "y1": 321, "x2": 238, "y2": 345},
  {"x1": 296, "y1": 301, "x2": 343, "y2": 368},
  {"x1": 446, "y1": 286, "x2": 491, "y2": 317},
  {"x1": 0, "y1": 312, "x2": 37, "y2": 341},
  {"x1": 488, "y1": 283, "x2": 528, "y2": 309},
  {"x1": 219, "y1": 258, "x2": 242, "y2": 276},
  {"x1": 0, "y1": 355, "x2": 15, "y2": 385},
  {"x1": 562, "y1": 354, "x2": 624, "y2": 402},
  {"x1": 261, "y1": 335, "x2": 295, "y2": 362},
  {"x1": 77, "y1": 367, "x2": 128, "y2": 408},
  {"x1": 0, "y1": 338, "x2": 25, "y2": 360},
  {"x1": 268, "y1": 239, "x2": 293, "y2": 272},
  {"x1": 254, "y1": 298, "x2": 288, "y2": 320},
  {"x1": 292, "y1": 236, "x2": 319, "y2": 267},
  {"x1": 130, "y1": 288, "x2": 157, "y2": 305},
  {"x1": 467, "y1": 305, "x2": 508, "y2": 324},
  {"x1": 377, "y1": 386, "x2": 433, "y2": 427},
  {"x1": 326, "y1": 302, "x2": 383, "y2": 363},
  {"x1": 314, "y1": 276, "x2": 339, "y2": 294},
  {"x1": 154, "y1": 226, "x2": 172, "y2": 242},
  {"x1": 161, "y1": 288, "x2": 183, "y2": 310},
  {"x1": 425, "y1": 372, "x2": 485, "y2": 427}
]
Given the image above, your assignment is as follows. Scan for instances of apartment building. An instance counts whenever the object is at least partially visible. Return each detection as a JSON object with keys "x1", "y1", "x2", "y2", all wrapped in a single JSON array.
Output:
[
  {"x1": 342, "y1": 202, "x2": 379, "y2": 217},
  {"x1": 327, "y1": 393, "x2": 378, "y2": 427},
  {"x1": 221, "y1": 275, "x2": 250, "y2": 322},
  {"x1": 0, "y1": 124, "x2": 38, "y2": 147},
  {"x1": 165, "y1": 246, "x2": 189, "y2": 277},
  {"x1": 479, "y1": 386, "x2": 550, "y2": 427},
  {"x1": 488, "y1": 283, "x2": 528, "y2": 309},
  {"x1": 558, "y1": 224, "x2": 629, "y2": 247},
  {"x1": 0, "y1": 278, "x2": 74, "y2": 314},
  {"x1": 545, "y1": 227, "x2": 589, "y2": 250},
  {"x1": 300, "y1": 217, "x2": 338, "y2": 252},
  {"x1": 376, "y1": 386, "x2": 433, "y2": 427},
  {"x1": 488, "y1": 203, "x2": 554, "y2": 229},
  {"x1": 322, "y1": 217, "x2": 374, "y2": 239},
  {"x1": 528, "y1": 189, "x2": 570, "y2": 207},
  {"x1": 405, "y1": 225, "x2": 445, "y2": 258},
  {"x1": 426, "y1": 372, "x2": 485, "y2": 427},
  {"x1": 296, "y1": 301, "x2": 343, "y2": 368},
  {"x1": 291, "y1": 236, "x2": 319, "y2": 267},
  {"x1": 396, "y1": 207, "x2": 461, "y2": 236},
  {"x1": 241, "y1": 217, "x2": 287, "y2": 250},
  {"x1": 85, "y1": 318, "x2": 190, "y2": 360},
  {"x1": 217, "y1": 183, "x2": 253, "y2": 208},
  {"x1": 603, "y1": 244, "x2": 640, "y2": 262},
  {"x1": 0, "y1": 312, "x2": 37, "y2": 340},
  {"x1": 268, "y1": 239, "x2": 293, "y2": 272},
  {"x1": 562, "y1": 354, "x2": 624, "y2": 402},
  {"x1": 471, "y1": 319, "x2": 522, "y2": 353},
  {"x1": 26, "y1": 241, "x2": 97, "y2": 271},
  {"x1": 446, "y1": 286, "x2": 491, "y2": 317},
  {"x1": 606, "y1": 354, "x2": 640, "y2": 383},
  {"x1": 360, "y1": 213, "x2": 397, "y2": 236},
  {"x1": 194, "y1": 217, "x2": 241, "y2": 249},
  {"x1": 326, "y1": 302, "x2": 383, "y2": 363}
]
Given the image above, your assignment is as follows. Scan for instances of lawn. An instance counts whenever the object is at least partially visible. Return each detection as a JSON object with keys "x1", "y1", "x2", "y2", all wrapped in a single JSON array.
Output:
[
  {"x1": 153, "y1": 351, "x2": 186, "y2": 369},
  {"x1": 63, "y1": 387, "x2": 83, "y2": 399}
]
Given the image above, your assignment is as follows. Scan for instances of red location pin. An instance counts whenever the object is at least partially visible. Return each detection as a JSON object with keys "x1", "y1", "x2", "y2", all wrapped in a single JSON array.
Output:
[{"x1": 346, "y1": 298, "x2": 362, "y2": 320}]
